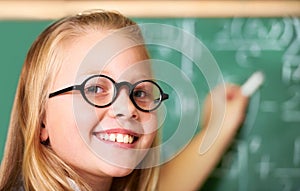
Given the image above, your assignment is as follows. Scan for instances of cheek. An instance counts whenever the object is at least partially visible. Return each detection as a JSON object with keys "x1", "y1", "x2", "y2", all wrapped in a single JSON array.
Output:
[
  {"x1": 139, "y1": 112, "x2": 158, "y2": 135},
  {"x1": 72, "y1": 96, "x2": 103, "y2": 141},
  {"x1": 139, "y1": 112, "x2": 158, "y2": 148},
  {"x1": 68, "y1": 96, "x2": 111, "y2": 143},
  {"x1": 45, "y1": 101, "x2": 82, "y2": 161},
  {"x1": 45, "y1": 97, "x2": 102, "y2": 158}
]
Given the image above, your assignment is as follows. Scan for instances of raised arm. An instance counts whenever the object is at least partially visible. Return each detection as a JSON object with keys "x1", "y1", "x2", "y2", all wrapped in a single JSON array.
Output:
[{"x1": 158, "y1": 84, "x2": 249, "y2": 191}]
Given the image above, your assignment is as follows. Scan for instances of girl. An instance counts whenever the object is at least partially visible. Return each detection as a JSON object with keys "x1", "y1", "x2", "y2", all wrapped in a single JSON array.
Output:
[{"x1": 0, "y1": 10, "x2": 248, "y2": 191}]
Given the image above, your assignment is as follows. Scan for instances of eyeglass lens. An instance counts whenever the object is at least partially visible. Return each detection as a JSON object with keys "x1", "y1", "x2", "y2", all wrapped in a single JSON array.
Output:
[{"x1": 83, "y1": 76, "x2": 162, "y2": 111}]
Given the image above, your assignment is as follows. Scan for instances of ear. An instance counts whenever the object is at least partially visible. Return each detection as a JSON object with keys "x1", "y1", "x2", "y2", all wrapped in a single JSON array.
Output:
[{"x1": 40, "y1": 123, "x2": 49, "y2": 142}]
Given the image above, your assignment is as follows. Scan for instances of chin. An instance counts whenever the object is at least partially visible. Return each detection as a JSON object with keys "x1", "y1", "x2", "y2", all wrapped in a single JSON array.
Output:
[{"x1": 103, "y1": 165, "x2": 135, "y2": 177}]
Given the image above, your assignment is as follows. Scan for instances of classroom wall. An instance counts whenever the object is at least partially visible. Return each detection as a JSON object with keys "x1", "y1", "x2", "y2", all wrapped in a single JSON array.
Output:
[{"x1": 0, "y1": 1, "x2": 299, "y2": 191}]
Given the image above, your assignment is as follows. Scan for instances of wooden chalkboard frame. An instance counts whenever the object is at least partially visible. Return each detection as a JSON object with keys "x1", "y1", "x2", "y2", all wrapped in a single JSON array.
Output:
[{"x1": 0, "y1": 0, "x2": 299, "y2": 20}]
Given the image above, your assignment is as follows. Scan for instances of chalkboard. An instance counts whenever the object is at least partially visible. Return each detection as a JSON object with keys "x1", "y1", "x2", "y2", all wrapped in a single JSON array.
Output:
[{"x1": 1, "y1": 18, "x2": 299, "y2": 190}]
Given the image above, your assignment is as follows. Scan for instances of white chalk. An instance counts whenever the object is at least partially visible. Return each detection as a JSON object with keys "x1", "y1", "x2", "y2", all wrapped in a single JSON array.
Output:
[{"x1": 241, "y1": 71, "x2": 265, "y2": 96}]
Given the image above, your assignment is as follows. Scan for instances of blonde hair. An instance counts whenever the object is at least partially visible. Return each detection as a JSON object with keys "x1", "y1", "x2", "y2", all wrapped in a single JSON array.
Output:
[{"x1": 0, "y1": 10, "x2": 160, "y2": 191}]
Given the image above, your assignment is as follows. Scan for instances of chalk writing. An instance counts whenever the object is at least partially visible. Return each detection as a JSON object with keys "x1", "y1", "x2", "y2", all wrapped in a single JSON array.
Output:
[
  {"x1": 281, "y1": 87, "x2": 300, "y2": 122},
  {"x1": 196, "y1": 17, "x2": 300, "y2": 191},
  {"x1": 293, "y1": 138, "x2": 300, "y2": 166},
  {"x1": 282, "y1": 18, "x2": 300, "y2": 84},
  {"x1": 260, "y1": 101, "x2": 279, "y2": 112},
  {"x1": 249, "y1": 136, "x2": 262, "y2": 154}
]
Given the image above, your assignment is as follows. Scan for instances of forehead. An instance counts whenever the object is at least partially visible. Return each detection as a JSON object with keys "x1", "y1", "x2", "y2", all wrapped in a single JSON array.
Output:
[
  {"x1": 58, "y1": 31, "x2": 151, "y2": 85},
  {"x1": 98, "y1": 45, "x2": 151, "y2": 80}
]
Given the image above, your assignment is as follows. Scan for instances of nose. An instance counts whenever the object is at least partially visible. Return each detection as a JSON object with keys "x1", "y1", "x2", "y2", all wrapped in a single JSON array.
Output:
[{"x1": 108, "y1": 88, "x2": 139, "y2": 120}]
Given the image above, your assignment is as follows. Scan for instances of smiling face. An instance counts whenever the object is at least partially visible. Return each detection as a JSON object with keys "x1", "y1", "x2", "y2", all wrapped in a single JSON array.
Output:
[{"x1": 43, "y1": 31, "x2": 158, "y2": 179}]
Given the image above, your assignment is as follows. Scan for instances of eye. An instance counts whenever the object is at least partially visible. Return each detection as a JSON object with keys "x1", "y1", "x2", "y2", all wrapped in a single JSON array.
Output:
[
  {"x1": 133, "y1": 90, "x2": 147, "y2": 98},
  {"x1": 85, "y1": 85, "x2": 104, "y2": 94}
]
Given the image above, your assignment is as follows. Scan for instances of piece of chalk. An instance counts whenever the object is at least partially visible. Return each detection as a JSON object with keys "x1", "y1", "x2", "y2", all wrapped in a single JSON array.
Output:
[{"x1": 241, "y1": 71, "x2": 265, "y2": 96}]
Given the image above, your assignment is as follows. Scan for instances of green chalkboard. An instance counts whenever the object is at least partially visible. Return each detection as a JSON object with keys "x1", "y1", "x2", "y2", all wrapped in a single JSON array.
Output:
[{"x1": 1, "y1": 18, "x2": 299, "y2": 191}]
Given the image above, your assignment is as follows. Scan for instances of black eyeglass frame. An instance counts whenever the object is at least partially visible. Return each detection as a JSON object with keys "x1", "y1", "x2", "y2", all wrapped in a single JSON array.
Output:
[{"x1": 49, "y1": 74, "x2": 169, "y2": 112}]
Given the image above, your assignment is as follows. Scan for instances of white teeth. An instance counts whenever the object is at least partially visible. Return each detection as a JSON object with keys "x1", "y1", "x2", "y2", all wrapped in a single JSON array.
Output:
[
  {"x1": 105, "y1": 134, "x2": 109, "y2": 141},
  {"x1": 123, "y1": 135, "x2": 129, "y2": 144},
  {"x1": 116, "y1": 134, "x2": 123, "y2": 143},
  {"x1": 109, "y1": 134, "x2": 116, "y2": 142},
  {"x1": 128, "y1": 135, "x2": 134, "y2": 144},
  {"x1": 96, "y1": 133, "x2": 136, "y2": 144}
]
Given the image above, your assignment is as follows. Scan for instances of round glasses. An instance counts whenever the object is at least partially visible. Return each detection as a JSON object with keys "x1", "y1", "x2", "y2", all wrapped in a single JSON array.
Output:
[{"x1": 49, "y1": 75, "x2": 169, "y2": 112}]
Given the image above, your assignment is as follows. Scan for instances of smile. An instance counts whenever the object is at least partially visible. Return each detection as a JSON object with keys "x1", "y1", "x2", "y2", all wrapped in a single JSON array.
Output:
[{"x1": 93, "y1": 132, "x2": 139, "y2": 144}]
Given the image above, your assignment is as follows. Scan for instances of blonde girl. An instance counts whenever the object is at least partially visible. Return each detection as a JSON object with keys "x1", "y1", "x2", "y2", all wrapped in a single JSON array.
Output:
[{"x1": 0, "y1": 10, "x2": 248, "y2": 191}]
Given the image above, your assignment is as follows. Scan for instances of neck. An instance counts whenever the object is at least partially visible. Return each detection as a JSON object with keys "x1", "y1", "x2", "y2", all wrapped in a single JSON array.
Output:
[
  {"x1": 73, "y1": 168, "x2": 113, "y2": 191},
  {"x1": 87, "y1": 176, "x2": 112, "y2": 191}
]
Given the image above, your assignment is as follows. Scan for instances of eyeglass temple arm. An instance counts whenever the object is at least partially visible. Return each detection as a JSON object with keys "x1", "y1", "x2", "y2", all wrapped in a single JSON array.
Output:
[
  {"x1": 49, "y1": 85, "x2": 81, "y2": 98},
  {"x1": 162, "y1": 93, "x2": 169, "y2": 101},
  {"x1": 154, "y1": 93, "x2": 169, "y2": 104}
]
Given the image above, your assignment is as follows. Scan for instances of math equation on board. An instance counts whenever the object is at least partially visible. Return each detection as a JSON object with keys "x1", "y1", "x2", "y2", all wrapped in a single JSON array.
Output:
[{"x1": 190, "y1": 17, "x2": 300, "y2": 191}]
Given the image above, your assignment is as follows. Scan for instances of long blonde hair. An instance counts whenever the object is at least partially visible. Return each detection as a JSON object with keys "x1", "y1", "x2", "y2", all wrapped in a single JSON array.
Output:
[{"x1": 0, "y1": 10, "x2": 160, "y2": 191}]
